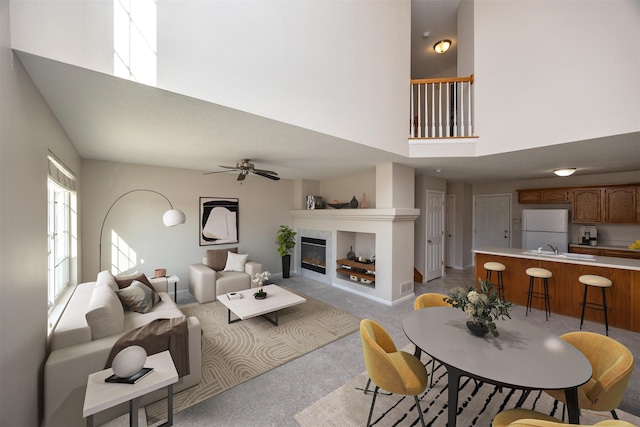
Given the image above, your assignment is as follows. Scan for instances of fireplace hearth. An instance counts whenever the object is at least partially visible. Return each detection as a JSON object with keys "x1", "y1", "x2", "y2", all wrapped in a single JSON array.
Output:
[{"x1": 301, "y1": 237, "x2": 326, "y2": 274}]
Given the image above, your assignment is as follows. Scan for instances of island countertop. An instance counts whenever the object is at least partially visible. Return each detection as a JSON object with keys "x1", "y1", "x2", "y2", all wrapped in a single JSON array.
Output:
[
  {"x1": 473, "y1": 246, "x2": 640, "y2": 271},
  {"x1": 473, "y1": 247, "x2": 640, "y2": 332}
]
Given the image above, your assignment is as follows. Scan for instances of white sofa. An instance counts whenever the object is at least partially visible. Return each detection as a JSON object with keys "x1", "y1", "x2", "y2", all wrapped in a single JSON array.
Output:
[
  {"x1": 44, "y1": 271, "x2": 201, "y2": 427},
  {"x1": 189, "y1": 247, "x2": 263, "y2": 303}
]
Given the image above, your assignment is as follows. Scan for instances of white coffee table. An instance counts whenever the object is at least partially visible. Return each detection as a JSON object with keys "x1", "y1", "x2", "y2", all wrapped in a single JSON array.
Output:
[
  {"x1": 83, "y1": 351, "x2": 178, "y2": 427},
  {"x1": 218, "y1": 284, "x2": 306, "y2": 326}
]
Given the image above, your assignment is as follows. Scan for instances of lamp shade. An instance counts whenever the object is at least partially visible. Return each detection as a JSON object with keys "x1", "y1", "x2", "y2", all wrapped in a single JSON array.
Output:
[
  {"x1": 553, "y1": 168, "x2": 576, "y2": 177},
  {"x1": 163, "y1": 209, "x2": 186, "y2": 227},
  {"x1": 434, "y1": 39, "x2": 452, "y2": 54}
]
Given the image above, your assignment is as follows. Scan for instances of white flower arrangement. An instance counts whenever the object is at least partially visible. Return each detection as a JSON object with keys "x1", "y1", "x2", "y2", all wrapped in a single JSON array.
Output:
[{"x1": 252, "y1": 271, "x2": 271, "y2": 290}]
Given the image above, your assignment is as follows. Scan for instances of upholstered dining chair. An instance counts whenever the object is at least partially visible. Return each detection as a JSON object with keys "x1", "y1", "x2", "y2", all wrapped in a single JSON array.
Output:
[
  {"x1": 544, "y1": 331, "x2": 634, "y2": 420},
  {"x1": 492, "y1": 408, "x2": 636, "y2": 427},
  {"x1": 360, "y1": 319, "x2": 428, "y2": 427},
  {"x1": 413, "y1": 293, "x2": 452, "y2": 386}
]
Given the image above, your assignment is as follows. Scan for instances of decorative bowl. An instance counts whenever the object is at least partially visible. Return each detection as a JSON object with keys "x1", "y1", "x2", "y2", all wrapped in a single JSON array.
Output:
[
  {"x1": 112, "y1": 346, "x2": 147, "y2": 378},
  {"x1": 327, "y1": 202, "x2": 349, "y2": 209}
]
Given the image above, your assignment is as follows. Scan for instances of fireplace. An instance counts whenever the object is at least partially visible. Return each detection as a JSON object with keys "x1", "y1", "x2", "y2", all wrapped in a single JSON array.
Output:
[{"x1": 301, "y1": 237, "x2": 326, "y2": 274}]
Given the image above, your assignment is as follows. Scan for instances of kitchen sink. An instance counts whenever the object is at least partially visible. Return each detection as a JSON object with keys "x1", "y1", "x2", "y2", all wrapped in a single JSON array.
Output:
[{"x1": 522, "y1": 250, "x2": 595, "y2": 260}]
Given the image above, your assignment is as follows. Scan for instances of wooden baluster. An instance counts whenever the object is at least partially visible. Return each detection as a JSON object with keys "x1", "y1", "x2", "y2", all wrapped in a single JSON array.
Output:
[
  {"x1": 430, "y1": 83, "x2": 435, "y2": 137},
  {"x1": 445, "y1": 83, "x2": 450, "y2": 137},
  {"x1": 467, "y1": 81, "x2": 472, "y2": 136},
  {"x1": 460, "y1": 81, "x2": 465, "y2": 136}
]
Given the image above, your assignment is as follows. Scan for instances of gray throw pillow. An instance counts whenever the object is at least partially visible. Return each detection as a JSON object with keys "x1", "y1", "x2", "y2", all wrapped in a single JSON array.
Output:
[{"x1": 116, "y1": 280, "x2": 159, "y2": 313}]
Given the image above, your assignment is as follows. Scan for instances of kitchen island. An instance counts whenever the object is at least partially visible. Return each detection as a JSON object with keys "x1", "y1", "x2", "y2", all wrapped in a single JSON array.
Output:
[{"x1": 473, "y1": 247, "x2": 640, "y2": 332}]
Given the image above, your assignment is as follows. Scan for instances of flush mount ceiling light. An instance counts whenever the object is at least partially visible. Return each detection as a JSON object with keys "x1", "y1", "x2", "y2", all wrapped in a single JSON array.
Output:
[
  {"x1": 433, "y1": 39, "x2": 452, "y2": 54},
  {"x1": 553, "y1": 168, "x2": 577, "y2": 177}
]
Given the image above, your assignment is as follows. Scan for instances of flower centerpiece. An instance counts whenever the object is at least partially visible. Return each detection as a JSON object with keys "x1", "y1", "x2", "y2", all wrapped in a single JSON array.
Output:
[
  {"x1": 252, "y1": 271, "x2": 271, "y2": 299},
  {"x1": 445, "y1": 279, "x2": 513, "y2": 337}
]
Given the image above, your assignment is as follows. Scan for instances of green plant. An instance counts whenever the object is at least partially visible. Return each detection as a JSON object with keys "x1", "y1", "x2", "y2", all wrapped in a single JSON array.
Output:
[
  {"x1": 445, "y1": 278, "x2": 513, "y2": 337},
  {"x1": 276, "y1": 225, "x2": 297, "y2": 257}
]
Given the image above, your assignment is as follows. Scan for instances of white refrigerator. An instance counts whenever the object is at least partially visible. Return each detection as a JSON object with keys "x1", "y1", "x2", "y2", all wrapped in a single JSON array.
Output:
[{"x1": 521, "y1": 209, "x2": 570, "y2": 253}]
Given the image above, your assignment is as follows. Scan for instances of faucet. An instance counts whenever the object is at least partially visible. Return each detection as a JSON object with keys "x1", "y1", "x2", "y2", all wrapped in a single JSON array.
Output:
[{"x1": 548, "y1": 244, "x2": 558, "y2": 255}]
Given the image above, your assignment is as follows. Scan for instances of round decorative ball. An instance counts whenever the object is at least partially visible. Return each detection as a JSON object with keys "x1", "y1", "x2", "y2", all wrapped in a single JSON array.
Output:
[{"x1": 112, "y1": 346, "x2": 147, "y2": 378}]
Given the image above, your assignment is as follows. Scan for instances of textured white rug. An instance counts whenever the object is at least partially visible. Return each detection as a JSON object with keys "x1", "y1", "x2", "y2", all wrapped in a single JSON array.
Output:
[
  {"x1": 145, "y1": 288, "x2": 360, "y2": 424},
  {"x1": 295, "y1": 349, "x2": 640, "y2": 427}
]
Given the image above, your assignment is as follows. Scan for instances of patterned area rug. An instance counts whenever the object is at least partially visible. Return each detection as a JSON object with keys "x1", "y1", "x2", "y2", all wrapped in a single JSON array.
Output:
[
  {"x1": 295, "y1": 348, "x2": 640, "y2": 427},
  {"x1": 146, "y1": 287, "x2": 360, "y2": 424}
]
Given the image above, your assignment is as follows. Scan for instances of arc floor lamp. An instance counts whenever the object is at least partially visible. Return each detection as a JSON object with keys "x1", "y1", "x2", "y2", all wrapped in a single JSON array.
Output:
[{"x1": 99, "y1": 189, "x2": 186, "y2": 271}]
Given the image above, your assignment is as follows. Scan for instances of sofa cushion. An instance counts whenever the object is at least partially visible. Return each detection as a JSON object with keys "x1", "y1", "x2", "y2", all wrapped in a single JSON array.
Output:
[
  {"x1": 97, "y1": 270, "x2": 119, "y2": 291},
  {"x1": 116, "y1": 280, "x2": 160, "y2": 313},
  {"x1": 86, "y1": 283, "x2": 124, "y2": 339},
  {"x1": 206, "y1": 247, "x2": 237, "y2": 271},
  {"x1": 223, "y1": 252, "x2": 249, "y2": 272}
]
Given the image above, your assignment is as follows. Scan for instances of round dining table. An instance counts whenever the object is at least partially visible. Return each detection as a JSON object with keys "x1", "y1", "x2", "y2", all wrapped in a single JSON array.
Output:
[{"x1": 403, "y1": 307, "x2": 592, "y2": 427}]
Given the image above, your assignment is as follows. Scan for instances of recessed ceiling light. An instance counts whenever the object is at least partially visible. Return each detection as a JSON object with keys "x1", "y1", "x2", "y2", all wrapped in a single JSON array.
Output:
[{"x1": 553, "y1": 168, "x2": 576, "y2": 177}]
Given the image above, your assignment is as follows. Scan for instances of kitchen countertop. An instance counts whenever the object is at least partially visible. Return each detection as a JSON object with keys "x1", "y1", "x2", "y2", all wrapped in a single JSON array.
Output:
[
  {"x1": 473, "y1": 246, "x2": 640, "y2": 271},
  {"x1": 569, "y1": 243, "x2": 638, "y2": 252}
]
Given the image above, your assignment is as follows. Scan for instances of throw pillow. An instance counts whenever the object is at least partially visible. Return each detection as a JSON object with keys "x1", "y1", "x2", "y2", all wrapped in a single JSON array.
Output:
[
  {"x1": 206, "y1": 247, "x2": 237, "y2": 271},
  {"x1": 116, "y1": 280, "x2": 158, "y2": 314},
  {"x1": 115, "y1": 271, "x2": 153, "y2": 290},
  {"x1": 223, "y1": 251, "x2": 249, "y2": 272}
]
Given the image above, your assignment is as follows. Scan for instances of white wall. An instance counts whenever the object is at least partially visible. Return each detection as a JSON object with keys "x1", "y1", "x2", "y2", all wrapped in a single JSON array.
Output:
[
  {"x1": 320, "y1": 171, "x2": 376, "y2": 208},
  {"x1": 1, "y1": 4, "x2": 82, "y2": 422},
  {"x1": 11, "y1": 0, "x2": 412, "y2": 157},
  {"x1": 472, "y1": 0, "x2": 640, "y2": 154},
  {"x1": 81, "y1": 160, "x2": 296, "y2": 285}
]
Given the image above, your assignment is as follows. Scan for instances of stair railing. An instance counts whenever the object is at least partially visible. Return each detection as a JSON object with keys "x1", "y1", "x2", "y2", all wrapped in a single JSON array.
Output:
[{"x1": 410, "y1": 74, "x2": 475, "y2": 139}]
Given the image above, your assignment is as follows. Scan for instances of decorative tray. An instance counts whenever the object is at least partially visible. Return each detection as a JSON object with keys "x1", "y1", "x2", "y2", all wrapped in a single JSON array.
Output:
[{"x1": 327, "y1": 202, "x2": 350, "y2": 209}]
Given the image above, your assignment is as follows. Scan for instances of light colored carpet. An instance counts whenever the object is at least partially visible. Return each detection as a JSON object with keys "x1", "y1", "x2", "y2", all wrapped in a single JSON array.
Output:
[
  {"x1": 295, "y1": 346, "x2": 640, "y2": 427},
  {"x1": 145, "y1": 287, "x2": 360, "y2": 424}
]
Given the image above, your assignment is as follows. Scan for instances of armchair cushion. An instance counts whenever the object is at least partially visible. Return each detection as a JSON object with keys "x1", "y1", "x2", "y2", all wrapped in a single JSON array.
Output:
[
  {"x1": 206, "y1": 247, "x2": 237, "y2": 270},
  {"x1": 224, "y1": 252, "x2": 249, "y2": 272}
]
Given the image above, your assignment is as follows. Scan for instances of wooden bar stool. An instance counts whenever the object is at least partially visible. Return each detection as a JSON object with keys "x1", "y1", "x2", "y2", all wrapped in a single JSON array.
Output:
[
  {"x1": 579, "y1": 274, "x2": 613, "y2": 336},
  {"x1": 525, "y1": 267, "x2": 552, "y2": 320},
  {"x1": 484, "y1": 262, "x2": 506, "y2": 299}
]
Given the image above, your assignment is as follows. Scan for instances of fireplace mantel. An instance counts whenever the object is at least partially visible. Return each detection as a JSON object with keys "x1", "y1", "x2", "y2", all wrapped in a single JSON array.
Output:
[{"x1": 291, "y1": 208, "x2": 419, "y2": 222}]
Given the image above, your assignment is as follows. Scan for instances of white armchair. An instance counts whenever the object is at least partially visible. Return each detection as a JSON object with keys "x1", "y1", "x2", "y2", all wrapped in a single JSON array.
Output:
[{"x1": 189, "y1": 247, "x2": 263, "y2": 303}]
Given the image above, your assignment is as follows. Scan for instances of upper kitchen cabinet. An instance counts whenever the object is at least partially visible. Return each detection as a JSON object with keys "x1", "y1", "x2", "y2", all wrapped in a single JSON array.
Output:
[
  {"x1": 603, "y1": 186, "x2": 636, "y2": 223},
  {"x1": 572, "y1": 188, "x2": 602, "y2": 223},
  {"x1": 517, "y1": 188, "x2": 569, "y2": 204}
]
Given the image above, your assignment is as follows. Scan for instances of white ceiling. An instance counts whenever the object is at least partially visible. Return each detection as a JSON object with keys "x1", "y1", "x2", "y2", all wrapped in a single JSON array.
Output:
[{"x1": 16, "y1": 4, "x2": 640, "y2": 186}]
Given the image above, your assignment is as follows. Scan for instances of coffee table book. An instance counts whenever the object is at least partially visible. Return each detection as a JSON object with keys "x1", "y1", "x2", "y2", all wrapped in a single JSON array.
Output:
[{"x1": 105, "y1": 367, "x2": 154, "y2": 384}]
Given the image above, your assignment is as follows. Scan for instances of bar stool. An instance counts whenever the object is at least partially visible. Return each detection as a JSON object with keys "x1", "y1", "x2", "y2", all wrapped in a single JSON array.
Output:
[
  {"x1": 579, "y1": 274, "x2": 612, "y2": 336},
  {"x1": 525, "y1": 267, "x2": 552, "y2": 320},
  {"x1": 484, "y1": 262, "x2": 506, "y2": 299}
]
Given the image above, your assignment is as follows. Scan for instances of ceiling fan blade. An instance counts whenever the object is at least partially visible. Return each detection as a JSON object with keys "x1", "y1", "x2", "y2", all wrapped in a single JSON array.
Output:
[
  {"x1": 203, "y1": 170, "x2": 234, "y2": 175},
  {"x1": 237, "y1": 172, "x2": 246, "y2": 181},
  {"x1": 219, "y1": 165, "x2": 239, "y2": 170},
  {"x1": 254, "y1": 170, "x2": 280, "y2": 181},
  {"x1": 253, "y1": 168, "x2": 278, "y2": 176}
]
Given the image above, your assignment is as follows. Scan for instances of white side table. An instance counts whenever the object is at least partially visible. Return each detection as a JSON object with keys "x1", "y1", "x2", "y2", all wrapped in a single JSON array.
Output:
[
  {"x1": 83, "y1": 351, "x2": 178, "y2": 427},
  {"x1": 167, "y1": 275, "x2": 179, "y2": 302}
]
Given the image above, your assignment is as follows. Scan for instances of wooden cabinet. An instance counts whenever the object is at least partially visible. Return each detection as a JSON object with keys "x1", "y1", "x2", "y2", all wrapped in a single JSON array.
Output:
[
  {"x1": 336, "y1": 258, "x2": 375, "y2": 286},
  {"x1": 603, "y1": 186, "x2": 636, "y2": 223},
  {"x1": 569, "y1": 245, "x2": 640, "y2": 260},
  {"x1": 517, "y1": 188, "x2": 569, "y2": 204},
  {"x1": 572, "y1": 188, "x2": 602, "y2": 223}
]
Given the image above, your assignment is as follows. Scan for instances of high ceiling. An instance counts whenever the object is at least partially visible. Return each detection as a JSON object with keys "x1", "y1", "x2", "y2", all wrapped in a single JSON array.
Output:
[{"x1": 14, "y1": 2, "x2": 640, "y2": 184}]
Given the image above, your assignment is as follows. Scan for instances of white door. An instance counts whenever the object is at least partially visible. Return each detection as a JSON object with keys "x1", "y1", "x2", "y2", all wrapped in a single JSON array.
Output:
[
  {"x1": 474, "y1": 194, "x2": 511, "y2": 249},
  {"x1": 445, "y1": 195, "x2": 455, "y2": 268},
  {"x1": 426, "y1": 190, "x2": 444, "y2": 281}
]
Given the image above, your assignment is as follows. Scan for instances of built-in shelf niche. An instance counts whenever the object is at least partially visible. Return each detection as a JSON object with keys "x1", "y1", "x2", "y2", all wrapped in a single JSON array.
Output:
[{"x1": 336, "y1": 231, "x2": 376, "y2": 288}]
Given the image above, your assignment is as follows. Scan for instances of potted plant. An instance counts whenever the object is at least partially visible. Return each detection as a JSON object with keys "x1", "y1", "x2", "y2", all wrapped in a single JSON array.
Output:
[
  {"x1": 445, "y1": 278, "x2": 513, "y2": 337},
  {"x1": 276, "y1": 225, "x2": 297, "y2": 278},
  {"x1": 252, "y1": 271, "x2": 271, "y2": 299}
]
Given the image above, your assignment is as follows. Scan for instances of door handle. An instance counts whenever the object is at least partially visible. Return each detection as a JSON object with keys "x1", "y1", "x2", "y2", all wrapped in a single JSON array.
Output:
[{"x1": 428, "y1": 240, "x2": 432, "y2": 244}]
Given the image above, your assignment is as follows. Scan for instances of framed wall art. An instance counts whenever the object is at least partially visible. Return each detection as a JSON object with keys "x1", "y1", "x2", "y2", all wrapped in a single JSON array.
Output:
[{"x1": 199, "y1": 197, "x2": 239, "y2": 246}]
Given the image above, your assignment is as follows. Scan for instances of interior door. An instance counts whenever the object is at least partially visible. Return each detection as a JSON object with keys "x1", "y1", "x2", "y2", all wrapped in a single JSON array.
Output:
[
  {"x1": 445, "y1": 195, "x2": 455, "y2": 268},
  {"x1": 474, "y1": 194, "x2": 511, "y2": 249},
  {"x1": 426, "y1": 190, "x2": 444, "y2": 281}
]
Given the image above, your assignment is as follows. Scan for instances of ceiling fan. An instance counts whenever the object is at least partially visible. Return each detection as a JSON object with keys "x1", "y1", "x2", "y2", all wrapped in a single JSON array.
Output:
[{"x1": 204, "y1": 159, "x2": 280, "y2": 181}]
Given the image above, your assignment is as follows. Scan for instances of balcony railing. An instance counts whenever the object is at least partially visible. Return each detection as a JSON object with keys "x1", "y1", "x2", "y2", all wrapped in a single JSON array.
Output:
[{"x1": 410, "y1": 74, "x2": 475, "y2": 139}]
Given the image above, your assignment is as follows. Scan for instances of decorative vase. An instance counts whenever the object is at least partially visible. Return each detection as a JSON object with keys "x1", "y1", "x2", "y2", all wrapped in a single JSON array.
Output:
[
  {"x1": 466, "y1": 320, "x2": 489, "y2": 337},
  {"x1": 347, "y1": 246, "x2": 356, "y2": 260},
  {"x1": 361, "y1": 193, "x2": 368, "y2": 208},
  {"x1": 254, "y1": 292, "x2": 267, "y2": 300},
  {"x1": 282, "y1": 254, "x2": 291, "y2": 278},
  {"x1": 112, "y1": 345, "x2": 147, "y2": 378},
  {"x1": 349, "y1": 196, "x2": 359, "y2": 209}
]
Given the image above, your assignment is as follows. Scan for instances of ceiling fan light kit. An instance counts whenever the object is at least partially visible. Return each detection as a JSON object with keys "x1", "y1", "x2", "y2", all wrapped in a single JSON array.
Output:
[{"x1": 204, "y1": 158, "x2": 280, "y2": 181}]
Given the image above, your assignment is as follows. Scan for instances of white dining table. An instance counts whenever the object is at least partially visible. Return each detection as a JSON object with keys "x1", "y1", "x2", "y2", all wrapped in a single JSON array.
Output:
[{"x1": 403, "y1": 307, "x2": 593, "y2": 427}]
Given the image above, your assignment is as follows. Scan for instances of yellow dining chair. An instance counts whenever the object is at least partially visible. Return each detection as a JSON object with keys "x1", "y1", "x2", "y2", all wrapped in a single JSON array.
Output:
[
  {"x1": 544, "y1": 331, "x2": 634, "y2": 420},
  {"x1": 413, "y1": 293, "x2": 451, "y2": 386},
  {"x1": 360, "y1": 319, "x2": 428, "y2": 427},
  {"x1": 492, "y1": 408, "x2": 637, "y2": 427}
]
